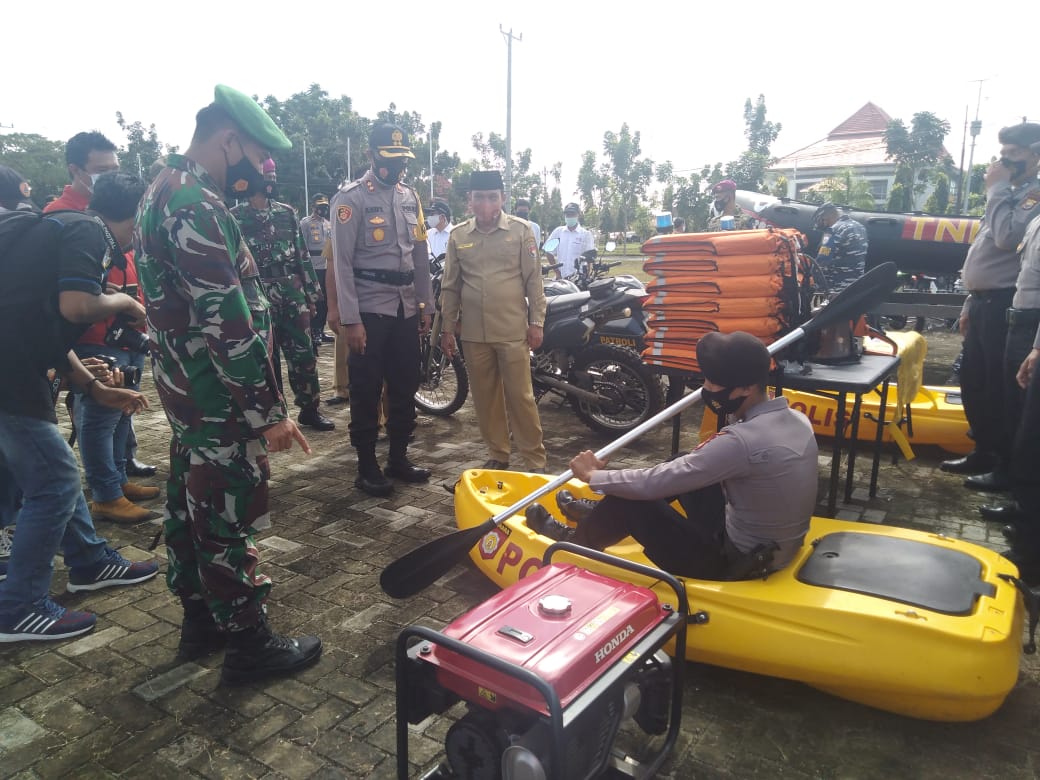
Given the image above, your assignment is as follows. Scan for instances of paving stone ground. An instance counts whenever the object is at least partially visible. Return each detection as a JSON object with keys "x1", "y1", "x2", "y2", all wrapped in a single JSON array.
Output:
[{"x1": 2, "y1": 329, "x2": 1038, "y2": 779}]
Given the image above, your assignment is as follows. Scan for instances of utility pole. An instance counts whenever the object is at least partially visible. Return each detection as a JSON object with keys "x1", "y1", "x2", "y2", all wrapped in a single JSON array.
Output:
[
  {"x1": 303, "y1": 137, "x2": 310, "y2": 208},
  {"x1": 955, "y1": 105, "x2": 968, "y2": 212},
  {"x1": 429, "y1": 132, "x2": 435, "y2": 201},
  {"x1": 964, "y1": 77, "x2": 990, "y2": 212},
  {"x1": 500, "y1": 25, "x2": 522, "y2": 208}
]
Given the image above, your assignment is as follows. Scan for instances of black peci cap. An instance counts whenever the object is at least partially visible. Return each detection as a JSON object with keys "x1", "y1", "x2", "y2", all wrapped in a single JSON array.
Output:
[{"x1": 696, "y1": 331, "x2": 771, "y2": 387}]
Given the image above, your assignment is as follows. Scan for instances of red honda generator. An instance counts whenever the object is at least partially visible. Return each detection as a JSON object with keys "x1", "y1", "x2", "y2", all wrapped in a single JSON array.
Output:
[{"x1": 395, "y1": 542, "x2": 689, "y2": 779}]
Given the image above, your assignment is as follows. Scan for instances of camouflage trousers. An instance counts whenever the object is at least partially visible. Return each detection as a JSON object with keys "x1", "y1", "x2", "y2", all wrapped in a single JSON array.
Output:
[
  {"x1": 164, "y1": 435, "x2": 272, "y2": 630},
  {"x1": 268, "y1": 285, "x2": 320, "y2": 409}
]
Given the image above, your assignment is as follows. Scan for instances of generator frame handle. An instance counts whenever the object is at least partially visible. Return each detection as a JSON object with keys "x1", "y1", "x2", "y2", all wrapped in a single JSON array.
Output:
[{"x1": 543, "y1": 541, "x2": 690, "y2": 618}]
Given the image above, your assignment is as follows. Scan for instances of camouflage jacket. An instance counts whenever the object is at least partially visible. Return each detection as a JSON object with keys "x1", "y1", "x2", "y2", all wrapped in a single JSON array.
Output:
[
  {"x1": 231, "y1": 200, "x2": 321, "y2": 311},
  {"x1": 134, "y1": 153, "x2": 287, "y2": 448}
]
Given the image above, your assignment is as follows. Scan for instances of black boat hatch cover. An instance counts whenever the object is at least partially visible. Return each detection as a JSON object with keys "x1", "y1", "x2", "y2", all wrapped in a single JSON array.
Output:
[{"x1": 797, "y1": 532, "x2": 996, "y2": 616}]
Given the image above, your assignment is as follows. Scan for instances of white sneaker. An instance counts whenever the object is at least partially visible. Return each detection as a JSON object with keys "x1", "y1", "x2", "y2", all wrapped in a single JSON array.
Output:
[{"x1": 0, "y1": 526, "x2": 13, "y2": 559}]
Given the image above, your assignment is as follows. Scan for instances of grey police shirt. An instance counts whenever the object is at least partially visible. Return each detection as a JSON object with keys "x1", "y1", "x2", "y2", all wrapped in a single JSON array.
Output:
[
  {"x1": 961, "y1": 179, "x2": 1040, "y2": 294},
  {"x1": 588, "y1": 396, "x2": 818, "y2": 568}
]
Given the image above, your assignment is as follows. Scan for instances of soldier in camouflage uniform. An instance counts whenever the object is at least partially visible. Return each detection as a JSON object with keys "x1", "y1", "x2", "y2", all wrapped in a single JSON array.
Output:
[
  {"x1": 707, "y1": 179, "x2": 759, "y2": 231},
  {"x1": 812, "y1": 202, "x2": 868, "y2": 294},
  {"x1": 231, "y1": 161, "x2": 335, "y2": 432},
  {"x1": 135, "y1": 84, "x2": 321, "y2": 684}
]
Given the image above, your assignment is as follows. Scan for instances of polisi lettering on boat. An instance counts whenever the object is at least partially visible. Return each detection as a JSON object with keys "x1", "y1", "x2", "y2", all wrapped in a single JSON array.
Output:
[
  {"x1": 594, "y1": 624, "x2": 636, "y2": 664},
  {"x1": 496, "y1": 541, "x2": 542, "y2": 579},
  {"x1": 789, "y1": 401, "x2": 835, "y2": 428}
]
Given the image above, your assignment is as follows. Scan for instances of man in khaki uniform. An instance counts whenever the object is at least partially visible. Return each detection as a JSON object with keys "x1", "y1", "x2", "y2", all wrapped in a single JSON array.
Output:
[{"x1": 440, "y1": 170, "x2": 547, "y2": 471}]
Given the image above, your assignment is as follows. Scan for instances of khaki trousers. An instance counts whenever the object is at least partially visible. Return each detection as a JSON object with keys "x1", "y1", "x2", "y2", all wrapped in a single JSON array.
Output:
[
  {"x1": 333, "y1": 330, "x2": 350, "y2": 400},
  {"x1": 463, "y1": 339, "x2": 545, "y2": 469}
]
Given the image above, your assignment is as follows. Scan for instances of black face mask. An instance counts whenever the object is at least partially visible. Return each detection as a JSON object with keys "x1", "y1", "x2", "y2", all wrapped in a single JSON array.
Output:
[
  {"x1": 713, "y1": 198, "x2": 727, "y2": 211},
  {"x1": 262, "y1": 181, "x2": 279, "y2": 200},
  {"x1": 374, "y1": 158, "x2": 407, "y2": 186},
  {"x1": 701, "y1": 386, "x2": 744, "y2": 417},
  {"x1": 224, "y1": 141, "x2": 265, "y2": 200},
  {"x1": 1000, "y1": 157, "x2": 1028, "y2": 180},
  {"x1": 316, "y1": 205, "x2": 330, "y2": 219},
  {"x1": 515, "y1": 210, "x2": 530, "y2": 220}
]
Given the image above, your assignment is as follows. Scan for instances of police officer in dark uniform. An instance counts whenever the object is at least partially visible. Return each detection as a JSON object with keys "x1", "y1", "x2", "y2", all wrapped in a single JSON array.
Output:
[
  {"x1": 940, "y1": 122, "x2": 1040, "y2": 489},
  {"x1": 330, "y1": 124, "x2": 434, "y2": 496}
]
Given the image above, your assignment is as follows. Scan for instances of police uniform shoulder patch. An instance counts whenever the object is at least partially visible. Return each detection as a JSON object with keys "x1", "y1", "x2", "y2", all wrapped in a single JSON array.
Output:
[
  {"x1": 337, "y1": 205, "x2": 352, "y2": 224},
  {"x1": 1021, "y1": 190, "x2": 1040, "y2": 211}
]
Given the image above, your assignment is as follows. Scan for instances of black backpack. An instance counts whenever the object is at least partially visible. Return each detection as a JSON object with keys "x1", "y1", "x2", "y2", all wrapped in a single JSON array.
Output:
[{"x1": 0, "y1": 209, "x2": 44, "y2": 260}]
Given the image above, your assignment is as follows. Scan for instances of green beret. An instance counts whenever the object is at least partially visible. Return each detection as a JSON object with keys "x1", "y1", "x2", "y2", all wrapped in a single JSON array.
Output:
[{"x1": 213, "y1": 84, "x2": 292, "y2": 152}]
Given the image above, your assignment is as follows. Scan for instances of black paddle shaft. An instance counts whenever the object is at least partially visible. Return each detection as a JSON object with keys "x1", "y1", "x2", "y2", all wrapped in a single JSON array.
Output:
[{"x1": 379, "y1": 263, "x2": 899, "y2": 599}]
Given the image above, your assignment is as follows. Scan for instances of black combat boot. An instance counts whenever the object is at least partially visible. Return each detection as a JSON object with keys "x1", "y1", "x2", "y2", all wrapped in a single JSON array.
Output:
[
  {"x1": 177, "y1": 597, "x2": 226, "y2": 660},
  {"x1": 556, "y1": 489, "x2": 601, "y2": 523},
  {"x1": 385, "y1": 441, "x2": 431, "y2": 483},
  {"x1": 298, "y1": 404, "x2": 336, "y2": 431},
  {"x1": 355, "y1": 448, "x2": 393, "y2": 496},
  {"x1": 220, "y1": 616, "x2": 322, "y2": 685}
]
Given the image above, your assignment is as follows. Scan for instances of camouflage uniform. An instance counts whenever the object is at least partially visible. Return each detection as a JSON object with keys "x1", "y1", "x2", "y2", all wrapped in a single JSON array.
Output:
[
  {"x1": 231, "y1": 201, "x2": 322, "y2": 409},
  {"x1": 706, "y1": 205, "x2": 759, "y2": 232},
  {"x1": 816, "y1": 214, "x2": 868, "y2": 293},
  {"x1": 135, "y1": 153, "x2": 285, "y2": 629}
]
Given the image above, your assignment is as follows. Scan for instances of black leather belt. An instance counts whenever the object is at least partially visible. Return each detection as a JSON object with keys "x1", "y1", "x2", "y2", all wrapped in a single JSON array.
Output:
[
  {"x1": 969, "y1": 288, "x2": 1015, "y2": 302},
  {"x1": 353, "y1": 268, "x2": 414, "y2": 286},
  {"x1": 308, "y1": 250, "x2": 322, "y2": 256},
  {"x1": 1007, "y1": 307, "x2": 1040, "y2": 327}
]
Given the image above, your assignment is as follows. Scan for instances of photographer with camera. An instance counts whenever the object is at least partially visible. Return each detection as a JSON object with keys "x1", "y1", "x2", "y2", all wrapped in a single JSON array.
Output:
[
  {"x1": 72, "y1": 227, "x2": 156, "y2": 523},
  {"x1": 0, "y1": 170, "x2": 158, "y2": 643}
]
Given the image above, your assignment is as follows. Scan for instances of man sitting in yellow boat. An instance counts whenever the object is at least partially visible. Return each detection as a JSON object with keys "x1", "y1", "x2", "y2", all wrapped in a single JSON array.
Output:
[{"x1": 554, "y1": 331, "x2": 819, "y2": 579}]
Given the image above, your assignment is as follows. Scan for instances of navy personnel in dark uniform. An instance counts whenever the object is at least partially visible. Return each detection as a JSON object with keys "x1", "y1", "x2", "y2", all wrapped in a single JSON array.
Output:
[
  {"x1": 330, "y1": 124, "x2": 434, "y2": 496},
  {"x1": 813, "y1": 203, "x2": 868, "y2": 294},
  {"x1": 537, "y1": 331, "x2": 819, "y2": 580},
  {"x1": 940, "y1": 122, "x2": 1040, "y2": 490}
]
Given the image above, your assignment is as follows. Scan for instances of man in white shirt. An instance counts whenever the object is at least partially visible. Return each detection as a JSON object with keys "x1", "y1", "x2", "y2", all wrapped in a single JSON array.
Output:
[
  {"x1": 513, "y1": 198, "x2": 542, "y2": 247},
  {"x1": 545, "y1": 202, "x2": 594, "y2": 279},
  {"x1": 425, "y1": 200, "x2": 452, "y2": 259}
]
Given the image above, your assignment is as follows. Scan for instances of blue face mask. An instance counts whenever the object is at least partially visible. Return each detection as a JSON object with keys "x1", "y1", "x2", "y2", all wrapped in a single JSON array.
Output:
[{"x1": 565, "y1": 216, "x2": 578, "y2": 228}]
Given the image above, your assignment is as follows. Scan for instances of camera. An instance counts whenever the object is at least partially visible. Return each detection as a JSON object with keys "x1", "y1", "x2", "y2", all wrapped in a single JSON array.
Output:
[
  {"x1": 100, "y1": 355, "x2": 141, "y2": 387},
  {"x1": 104, "y1": 313, "x2": 150, "y2": 354}
]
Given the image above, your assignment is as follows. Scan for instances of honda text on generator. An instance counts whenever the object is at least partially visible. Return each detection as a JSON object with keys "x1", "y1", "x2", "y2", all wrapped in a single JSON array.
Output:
[{"x1": 396, "y1": 544, "x2": 690, "y2": 779}]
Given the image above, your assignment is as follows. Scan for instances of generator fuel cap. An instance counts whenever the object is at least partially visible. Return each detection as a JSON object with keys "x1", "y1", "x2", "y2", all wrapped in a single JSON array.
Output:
[{"x1": 538, "y1": 594, "x2": 572, "y2": 616}]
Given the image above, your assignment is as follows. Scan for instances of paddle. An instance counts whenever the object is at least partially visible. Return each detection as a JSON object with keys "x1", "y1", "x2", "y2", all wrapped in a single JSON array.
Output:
[{"x1": 379, "y1": 262, "x2": 900, "y2": 599}]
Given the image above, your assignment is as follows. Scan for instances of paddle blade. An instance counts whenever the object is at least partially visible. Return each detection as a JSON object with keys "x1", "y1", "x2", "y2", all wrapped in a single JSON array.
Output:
[
  {"x1": 379, "y1": 520, "x2": 494, "y2": 599},
  {"x1": 803, "y1": 262, "x2": 899, "y2": 336}
]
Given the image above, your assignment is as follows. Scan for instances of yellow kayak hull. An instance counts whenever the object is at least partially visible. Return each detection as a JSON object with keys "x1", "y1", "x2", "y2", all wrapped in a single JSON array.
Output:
[
  {"x1": 701, "y1": 384, "x2": 971, "y2": 455},
  {"x1": 456, "y1": 469, "x2": 1023, "y2": 722}
]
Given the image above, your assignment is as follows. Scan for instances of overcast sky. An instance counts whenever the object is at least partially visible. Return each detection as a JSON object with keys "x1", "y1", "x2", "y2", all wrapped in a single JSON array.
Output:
[{"x1": 4, "y1": 0, "x2": 1035, "y2": 197}]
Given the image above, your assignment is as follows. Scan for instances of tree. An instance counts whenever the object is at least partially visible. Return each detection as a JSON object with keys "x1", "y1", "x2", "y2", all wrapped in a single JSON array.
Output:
[
  {"x1": 602, "y1": 124, "x2": 654, "y2": 234},
  {"x1": 599, "y1": 204, "x2": 614, "y2": 242},
  {"x1": 470, "y1": 131, "x2": 555, "y2": 220},
  {"x1": 806, "y1": 168, "x2": 876, "y2": 209},
  {"x1": 115, "y1": 113, "x2": 176, "y2": 179},
  {"x1": 770, "y1": 174, "x2": 788, "y2": 199},
  {"x1": 923, "y1": 171, "x2": 952, "y2": 215},
  {"x1": 0, "y1": 133, "x2": 67, "y2": 205},
  {"x1": 884, "y1": 111, "x2": 951, "y2": 211},
  {"x1": 725, "y1": 95, "x2": 782, "y2": 190}
]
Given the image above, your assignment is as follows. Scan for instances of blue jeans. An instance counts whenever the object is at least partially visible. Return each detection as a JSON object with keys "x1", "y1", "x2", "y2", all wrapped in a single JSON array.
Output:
[
  {"x1": 0, "y1": 411, "x2": 108, "y2": 618},
  {"x1": 74, "y1": 346, "x2": 145, "y2": 502}
]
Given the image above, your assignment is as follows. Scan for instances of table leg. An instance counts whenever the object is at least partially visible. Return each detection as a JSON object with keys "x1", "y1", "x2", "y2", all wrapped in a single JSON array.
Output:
[
  {"x1": 844, "y1": 392, "x2": 865, "y2": 503},
  {"x1": 827, "y1": 391, "x2": 847, "y2": 516},
  {"x1": 667, "y1": 378, "x2": 683, "y2": 457},
  {"x1": 871, "y1": 377, "x2": 892, "y2": 497}
]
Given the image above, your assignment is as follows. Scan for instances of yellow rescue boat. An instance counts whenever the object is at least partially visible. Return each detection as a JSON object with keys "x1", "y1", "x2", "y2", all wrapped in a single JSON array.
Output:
[
  {"x1": 456, "y1": 468, "x2": 1025, "y2": 722},
  {"x1": 701, "y1": 384, "x2": 971, "y2": 455}
]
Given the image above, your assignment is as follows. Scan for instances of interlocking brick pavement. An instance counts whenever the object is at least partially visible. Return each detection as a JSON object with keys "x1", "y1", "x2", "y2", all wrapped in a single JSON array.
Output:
[{"x1": 1, "y1": 332, "x2": 1037, "y2": 778}]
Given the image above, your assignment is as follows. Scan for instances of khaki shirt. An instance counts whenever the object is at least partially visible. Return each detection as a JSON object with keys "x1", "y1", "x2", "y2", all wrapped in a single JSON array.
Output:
[
  {"x1": 300, "y1": 214, "x2": 331, "y2": 270},
  {"x1": 329, "y1": 170, "x2": 433, "y2": 324},
  {"x1": 442, "y1": 211, "x2": 546, "y2": 343}
]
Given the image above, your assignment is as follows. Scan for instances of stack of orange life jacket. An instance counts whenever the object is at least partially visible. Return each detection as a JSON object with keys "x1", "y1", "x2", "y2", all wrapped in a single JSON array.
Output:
[{"x1": 640, "y1": 228, "x2": 815, "y2": 374}]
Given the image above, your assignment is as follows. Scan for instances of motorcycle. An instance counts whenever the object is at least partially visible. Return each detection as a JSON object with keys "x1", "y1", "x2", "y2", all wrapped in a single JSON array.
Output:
[
  {"x1": 414, "y1": 253, "x2": 469, "y2": 416},
  {"x1": 543, "y1": 241, "x2": 650, "y2": 353},
  {"x1": 534, "y1": 238, "x2": 665, "y2": 435}
]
